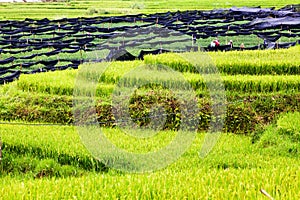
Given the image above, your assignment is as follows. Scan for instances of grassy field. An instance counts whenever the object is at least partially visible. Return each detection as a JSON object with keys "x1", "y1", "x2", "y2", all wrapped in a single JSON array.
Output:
[
  {"x1": 1, "y1": 52, "x2": 300, "y2": 197},
  {"x1": 0, "y1": 1, "x2": 300, "y2": 199},
  {"x1": 13, "y1": 46, "x2": 300, "y2": 98},
  {"x1": 0, "y1": 46, "x2": 300, "y2": 199},
  {"x1": 1, "y1": 112, "x2": 300, "y2": 199},
  {"x1": 0, "y1": 0, "x2": 299, "y2": 20}
]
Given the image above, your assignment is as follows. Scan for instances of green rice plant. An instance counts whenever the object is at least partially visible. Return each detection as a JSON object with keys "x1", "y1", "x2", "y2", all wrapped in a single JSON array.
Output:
[
  {"x1": 277, "y1": 112, "x2": 300, "y2": 142},
  {"x1": 15, "y1": 61, "x2": 300, "y2": 96},
  {"x1": 16, "y1": 61, "x2": 141, "y2": 97},
  {"x1": 105, "y1": 69, "x2": 300, "y2": 93},
  {"x1": 144, "y1": 46, "x2": 300, "y2": 75},
  {"x1": 0, "y1": 124, "x2": 105, "y2": 172},
  {"x1": 222, "y1": 75, "x2": 300, "y2": 93},
  {"x1": 17, "y1": 69, "x2": 77, "y2": 96},
  {"x1": 254, "y1": 112, "x2": 300, "y2": 157},
  {"x1": 1, "y1": 126, "x2": 300, "y2": 199}
]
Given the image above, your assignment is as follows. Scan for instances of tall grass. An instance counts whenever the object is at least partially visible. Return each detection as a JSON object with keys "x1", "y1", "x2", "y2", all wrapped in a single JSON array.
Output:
[
  {"x1": 144, "y1": 46, "x2": 300, "y2": 75},
  {"x1": 14, "y1": 48, "x2": 300, "y2": 97},
  {"x1": 0, "y1": 124, "x2": 300, "y2": 199}
]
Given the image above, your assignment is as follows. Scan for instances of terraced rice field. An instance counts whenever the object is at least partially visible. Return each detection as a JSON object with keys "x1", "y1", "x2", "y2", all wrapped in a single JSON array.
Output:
[{"x1": 0, "y1": 1, "x2": 300, "y2": 199}]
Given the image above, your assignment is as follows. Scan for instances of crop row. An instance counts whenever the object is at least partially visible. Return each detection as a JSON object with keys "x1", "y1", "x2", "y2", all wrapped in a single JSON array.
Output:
[
  {"x1": 0, "y1": 124, "x2": 105, "y2": 174},
  {"x1": 1, "y1": 117, "x2": 300, "y2": 198},
  {"x1": 144, "y1": 46, "x2": 300, "y2": 75},
  {"x1": 16, "y1": 66, "x2": 300, "y2": 96}
]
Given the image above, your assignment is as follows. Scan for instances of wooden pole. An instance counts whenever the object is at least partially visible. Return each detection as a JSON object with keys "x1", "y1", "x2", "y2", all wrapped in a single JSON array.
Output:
[
  {"x1": 80, "y1": 49, "x2": 83, "y2": 64},
  {"x1": 0, "y1": 140, "x2": 2, "y2": 163},
  {"x1": 58, "y1": 22, "x2": 60, "y2": 32},
  {"x1": 192, "y1": 34, "x2": 194, "y2": 47},
  {"x1": 260, "y1": 189, "x2": 274, "y2": 200}
]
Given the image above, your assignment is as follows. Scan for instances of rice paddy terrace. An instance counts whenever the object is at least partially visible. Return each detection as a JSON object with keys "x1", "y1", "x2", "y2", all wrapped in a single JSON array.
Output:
[
  {"x1": 0, "y1": 5, "x2": 299, "y2": 84},
  {"x1": 0, "y1": 2, "x2": 300, "y2": 200}
]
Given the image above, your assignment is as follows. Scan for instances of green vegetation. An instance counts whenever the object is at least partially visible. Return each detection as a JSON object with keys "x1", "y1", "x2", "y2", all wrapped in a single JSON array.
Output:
[
  {"x1": 1, "y1": 48, "x2": 300, "y2": 198},
  {"x1": 1, "y1": 1, "x2": 300, "y2": 199},
  {"x1": 0, "y1": 47, "x2": 299, "y2": 132},
  {"x1": 252, "y1": 112, "x2": 300, "y2": 156},
  {"x1": 0, "y1": 0, "x2": 299, "y2": 20},
  {"x1": 1, "y1": 113, "x2": 300, "y2": 198},
  {"x1": 145, "y1": 46, "x2": 300, "y2": 75},
  {"x1": 14, "y1": 46, "x2": 300, "y2": 97},
  {"x1": 0, "y1": 124, "x2": 105, "y2": 178}
]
